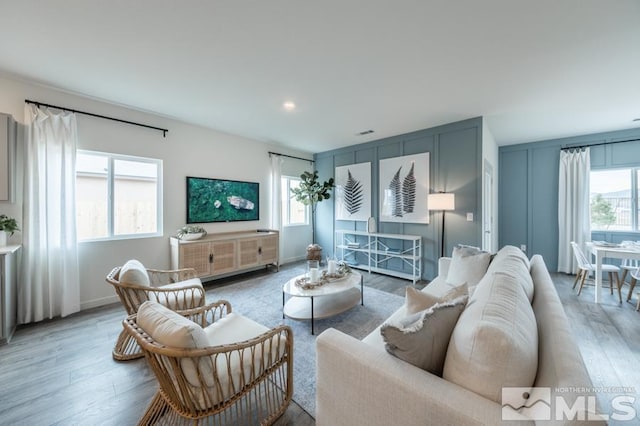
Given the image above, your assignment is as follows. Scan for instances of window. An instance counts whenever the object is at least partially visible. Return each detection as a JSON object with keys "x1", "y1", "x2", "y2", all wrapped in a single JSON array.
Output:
[
  {"x1": 281, "y1": 176, "x2": 308, "y2": 226},
  {"x1": 590, "y1": 168, "x2": 635, "y2": 231},
  {"x1": 76, "y1": 151, "x2": 162, "y2": 241}
]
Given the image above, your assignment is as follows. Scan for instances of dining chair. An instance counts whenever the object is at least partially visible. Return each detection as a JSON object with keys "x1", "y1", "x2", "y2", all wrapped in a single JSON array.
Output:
[
  {"x1": 570, "y1": 242, "x2": 622, "y2": 302},
  {"x1": 619, "y1": 258, "x2": 639, "y2": 284}
]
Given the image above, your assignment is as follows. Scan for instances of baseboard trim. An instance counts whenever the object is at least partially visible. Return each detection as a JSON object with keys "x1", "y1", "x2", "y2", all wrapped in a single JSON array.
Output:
[{"x1": 81, "y1": 295, "x2": 118, "y2": 311}]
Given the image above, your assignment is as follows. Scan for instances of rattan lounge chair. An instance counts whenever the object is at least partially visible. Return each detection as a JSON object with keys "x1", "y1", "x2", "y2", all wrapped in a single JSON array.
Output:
[
  {"x1": 123, "y1": 300, "x2": 293, "y2": 425},
  {"x1": 106, "y1": 260, "x2": 206, "y2": 361}
]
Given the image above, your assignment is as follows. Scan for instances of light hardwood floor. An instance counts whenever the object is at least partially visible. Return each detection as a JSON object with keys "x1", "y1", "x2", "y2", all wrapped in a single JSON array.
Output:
[{"x1": 0, "y1": 263, "x2": 638, "y2": 425}]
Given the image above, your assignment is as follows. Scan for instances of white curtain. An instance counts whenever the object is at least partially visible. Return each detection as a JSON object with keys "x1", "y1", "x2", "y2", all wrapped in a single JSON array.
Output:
[
  {"x1": 558, "y1": 147, "x2": 591, "y2": 273},
  {"x1": 19, "y1": 104, "x2": 80, "y2": 323},
  {"x1": 270, "y1": 154, "x2": 284, "y2": 259}
]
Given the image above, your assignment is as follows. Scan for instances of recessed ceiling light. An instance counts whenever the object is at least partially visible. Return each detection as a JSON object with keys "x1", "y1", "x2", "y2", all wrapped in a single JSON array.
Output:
[{"x1": 283, "y1": 101, "x2": 296, "y2": 111}]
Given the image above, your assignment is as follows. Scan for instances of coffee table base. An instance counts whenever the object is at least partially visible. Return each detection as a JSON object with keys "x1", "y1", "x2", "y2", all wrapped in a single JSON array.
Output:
[{"x1": 283, "y1": 287, "x2": 361, "y2": 335}]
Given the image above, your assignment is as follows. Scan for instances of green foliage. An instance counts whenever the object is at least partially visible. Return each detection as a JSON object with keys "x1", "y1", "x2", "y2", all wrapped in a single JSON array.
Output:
[
  {"x1": 176, "y1": 225, "x2": 207, "y2": 239},
  {"x1": 290, "y1": 170, "x2": 335, "y2": 243},
  {"x1": 0, "y1": 214, "x2": 19, "y2": 236},
  {"x1": 590, "y1": 194, "x2": 616, "y2": 229},
  {"x1": 290, "y1": 171, "x2": 335, "y2": 207}
]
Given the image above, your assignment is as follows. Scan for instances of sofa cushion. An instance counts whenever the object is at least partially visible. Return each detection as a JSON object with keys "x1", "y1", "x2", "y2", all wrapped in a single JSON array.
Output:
[
  {"x1": 442, "y1": 271, "x2": 538, "y2": 403},
  {"x1": 136, "y1": 300, "x2": 208, "y2": 348},
  {"x1": 486, "y1": 245, "x2": 534, "y2": 302},
  {"x1": 381, "y1": 295, "x2": 467, "y2": 376},
  {"x1": 120, "y1": 259, "x2": 150, "y2": 286},
  {"x1": 405, "y1": 284, "x2": 467, "y2": 315},
  {"x1": 446, "y1": 245, "x2": 491, "y2": 287}
]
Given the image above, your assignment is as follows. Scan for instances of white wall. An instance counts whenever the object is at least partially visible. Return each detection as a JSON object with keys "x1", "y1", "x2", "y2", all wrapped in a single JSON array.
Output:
[
  {"x1": 0, "y1": 74, "x2": 312, "y2": 310},
  {"x1": 482, "y1": 118, "x2": 499, "y2": 251}
]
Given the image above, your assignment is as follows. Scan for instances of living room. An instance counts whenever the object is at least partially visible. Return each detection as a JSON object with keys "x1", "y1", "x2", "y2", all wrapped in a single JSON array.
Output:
[{"x1": 1, "y1": 1, "x2": 640, "y2": 425}]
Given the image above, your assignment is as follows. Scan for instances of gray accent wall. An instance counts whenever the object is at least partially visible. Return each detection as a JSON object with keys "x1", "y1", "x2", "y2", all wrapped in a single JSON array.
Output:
[
  {"x1": 499, "y1": 127, "x2": 640, "y2": 272},
  {"x1": 314, "y1": 117, "x2": 484, "y2": 281}
]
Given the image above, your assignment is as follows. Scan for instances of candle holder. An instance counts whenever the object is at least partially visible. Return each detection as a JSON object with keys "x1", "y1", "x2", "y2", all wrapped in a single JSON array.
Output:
[{"x1": 307, "y1": 259, "x2": 320, "y2": 283}]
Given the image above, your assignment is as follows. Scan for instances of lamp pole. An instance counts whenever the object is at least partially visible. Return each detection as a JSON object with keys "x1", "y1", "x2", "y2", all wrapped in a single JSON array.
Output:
[{"x1": 427, "y1": 192, "x2": 455, "y2": 259}]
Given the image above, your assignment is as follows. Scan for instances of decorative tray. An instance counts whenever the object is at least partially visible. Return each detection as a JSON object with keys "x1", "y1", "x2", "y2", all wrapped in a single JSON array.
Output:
[{"x1": 294, "y1": 271, "x2": 349, "y2": 290}]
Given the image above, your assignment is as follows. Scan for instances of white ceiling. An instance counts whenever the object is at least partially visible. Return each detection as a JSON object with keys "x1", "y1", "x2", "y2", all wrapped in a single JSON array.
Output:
[{"x1": 1, "y1": 1, "x2": 639, "y2": 153}]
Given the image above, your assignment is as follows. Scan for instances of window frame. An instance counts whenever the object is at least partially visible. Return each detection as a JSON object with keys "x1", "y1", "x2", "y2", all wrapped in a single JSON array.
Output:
[
  {"x1": 590, "y1": 167, "x2": 638, "y2": 233},
  {"x1": 76, "y1": 149, "x2": 163, "y2": 242},
  {"x1": 281, "y1": 175, "x2": 309, "y2": 227}
]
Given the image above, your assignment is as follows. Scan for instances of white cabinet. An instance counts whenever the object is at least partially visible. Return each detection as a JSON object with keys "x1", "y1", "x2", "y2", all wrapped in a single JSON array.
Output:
[
  {"x1": 170, "y1": 230, "x2": 279, "y2": 280},
  {"x1": 0, "y1": 245, "x2": 20, "y2": 344},
  {"x1": 0, "y1": 113, "x2": 16, "y2": 202},
  {"x1": 335, "y1": 230, "x2": 422, "y2": 284}
]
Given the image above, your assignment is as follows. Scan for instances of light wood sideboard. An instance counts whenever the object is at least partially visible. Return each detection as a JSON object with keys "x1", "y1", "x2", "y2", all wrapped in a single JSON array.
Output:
[{"x1": 170, "y1": 230, "x2": 279, "y2": 280}]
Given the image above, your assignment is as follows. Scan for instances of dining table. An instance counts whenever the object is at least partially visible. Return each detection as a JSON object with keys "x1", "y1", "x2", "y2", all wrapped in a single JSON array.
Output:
[{"x1": 590, "y1": 242, "x2": 640, "y2": 303}]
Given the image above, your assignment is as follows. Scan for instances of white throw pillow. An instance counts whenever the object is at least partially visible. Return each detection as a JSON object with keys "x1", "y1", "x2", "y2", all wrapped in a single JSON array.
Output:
[
  {"x1": 446, "y1": 246, "x2": 491, "y2": 287},
  {"x1": 405, "y1": 285, "x2": 468, "y2": 315},
  {"x1": 381, "y1": 295, "x2": 468, "y2": 376},
  {"x1": 442, "y1": 271, "x2": 538, "y2": 403},
  {"x1": 120, "y1": 259, "x2": 150, "y2": 286}
]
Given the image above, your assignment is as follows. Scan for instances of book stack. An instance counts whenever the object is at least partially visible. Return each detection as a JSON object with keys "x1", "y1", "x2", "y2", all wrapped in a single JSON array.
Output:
[{"x1": 347, "y1": 242, "x2": 361, "y2": 249}]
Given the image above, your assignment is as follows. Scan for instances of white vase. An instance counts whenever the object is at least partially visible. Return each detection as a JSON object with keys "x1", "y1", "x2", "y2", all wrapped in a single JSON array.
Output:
[{"x1": 0, "y1": 231, "x2": 6, "y2": 247}]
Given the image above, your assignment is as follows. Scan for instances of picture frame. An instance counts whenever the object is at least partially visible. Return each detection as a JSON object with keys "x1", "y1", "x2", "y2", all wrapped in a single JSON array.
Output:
[
  {"x1": 379, "y1": 152, "x2": 429, "y2": 224},
  {"x1": 335, "y1": 162, "x2": 372, "y2": 221}
]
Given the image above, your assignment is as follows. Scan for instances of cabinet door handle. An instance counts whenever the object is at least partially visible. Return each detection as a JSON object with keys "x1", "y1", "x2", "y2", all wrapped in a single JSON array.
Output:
[
  {"x1": 258, "y1": 247, "x2": 262, "y2": 255},
  {"x1": 209, "y1": 254, "x2": 213, "y2": 263}
]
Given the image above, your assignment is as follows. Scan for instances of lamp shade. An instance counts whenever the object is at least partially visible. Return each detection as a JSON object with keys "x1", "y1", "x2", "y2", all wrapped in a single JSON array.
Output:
[{"x1": 428, "y1": 193, "x2": 455, "y2": 211}]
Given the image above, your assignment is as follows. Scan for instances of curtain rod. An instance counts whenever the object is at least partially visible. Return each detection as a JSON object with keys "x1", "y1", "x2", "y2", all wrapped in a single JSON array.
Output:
[
  {"x1": 268, "y1": 151, "x2": 314, "y2": 163},
  {"x1": 560, "y1": 138, "x2": 640, "y2": 151},
  {"x1": 25, "y1": 99, "x2": 168, "y2": 137}
]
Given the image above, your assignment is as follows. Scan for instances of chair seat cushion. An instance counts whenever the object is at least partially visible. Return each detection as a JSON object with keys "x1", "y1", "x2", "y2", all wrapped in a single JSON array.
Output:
[
  {"x1": 203, "y1": 312, "x2": 271, "y2": 344},
  {"x1": 149, "y1": 278, "x2": 205, "y2": 310}
]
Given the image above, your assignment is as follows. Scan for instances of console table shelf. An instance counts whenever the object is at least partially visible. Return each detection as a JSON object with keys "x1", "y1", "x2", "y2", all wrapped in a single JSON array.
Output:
[{"x1": 335, "y1": 230, "x2": 422, "y2": 284}]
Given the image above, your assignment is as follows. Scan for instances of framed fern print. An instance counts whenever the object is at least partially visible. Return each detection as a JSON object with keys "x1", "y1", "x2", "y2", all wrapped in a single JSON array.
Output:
[
  {"x1": 379, "y1": 152, "x2": 429, "y2": 224},
  {"x1": 335, "y1": 162, "x2": 371, "y2": 221}
]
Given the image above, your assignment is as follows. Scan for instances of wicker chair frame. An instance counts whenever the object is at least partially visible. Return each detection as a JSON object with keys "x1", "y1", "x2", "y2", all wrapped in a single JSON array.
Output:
[
  {"x1": 123, "y1": 301, "x2": 293, "y2": 425},
  {"x1": 106, "y1": 266, "x2": 205, "y2": 361}
]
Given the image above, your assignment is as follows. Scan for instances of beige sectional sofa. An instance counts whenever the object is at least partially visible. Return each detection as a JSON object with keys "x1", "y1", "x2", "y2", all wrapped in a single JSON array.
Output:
[{"x1": 316, "y1": 245, "x2": 605, "y2": 425}]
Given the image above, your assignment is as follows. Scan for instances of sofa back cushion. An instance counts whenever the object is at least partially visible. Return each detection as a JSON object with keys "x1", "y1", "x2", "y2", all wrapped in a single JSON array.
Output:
[
  {"x1": 442, "y1": 271, "x2": 538, "y2": 403},
  {"x1": 486, "y1": 245, "x2": 534, "y2": 302}
]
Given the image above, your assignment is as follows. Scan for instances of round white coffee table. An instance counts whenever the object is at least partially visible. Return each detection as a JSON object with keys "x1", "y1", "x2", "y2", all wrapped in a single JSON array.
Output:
[{"x1": 282, "y1": 271, "x2": 363, "y2": 335}]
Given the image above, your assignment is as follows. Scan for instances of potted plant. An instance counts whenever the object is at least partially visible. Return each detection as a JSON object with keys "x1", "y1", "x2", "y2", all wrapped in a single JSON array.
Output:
[
  {"x1": 290, "y1": 170, "x2": 334, "y2": 251},
  {"x1": 0, "y1": 214, "x2": 20, "y2": 246},
  {"x1": 176, "y1": 225, "x2": 207, "y2": 241}
]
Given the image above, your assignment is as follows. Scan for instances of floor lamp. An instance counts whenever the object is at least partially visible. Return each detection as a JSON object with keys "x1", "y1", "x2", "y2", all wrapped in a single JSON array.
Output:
[{"x1": 428, "y1": 192, "x2": 456, "y2": 258}]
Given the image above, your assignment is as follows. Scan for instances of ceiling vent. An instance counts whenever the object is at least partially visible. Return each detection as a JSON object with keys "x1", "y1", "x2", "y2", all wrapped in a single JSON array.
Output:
[{"x1": 356, "y1": 129, "x2": 374, "y2": 136}]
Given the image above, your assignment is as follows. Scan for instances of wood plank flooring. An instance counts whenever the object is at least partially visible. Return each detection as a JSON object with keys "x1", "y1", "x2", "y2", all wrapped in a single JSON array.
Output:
[{"x1": 0, "y1": 264, "x2": 638, "y2": 425}]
